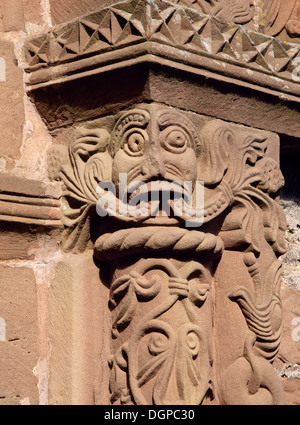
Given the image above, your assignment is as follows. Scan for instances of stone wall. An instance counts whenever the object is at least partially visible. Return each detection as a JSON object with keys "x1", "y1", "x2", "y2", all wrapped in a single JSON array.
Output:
[
  {"x1": 0, "y1": 2, "x2": 117, "y2": 405},
  {"x1": 277, "y1": 143, "x2": 300, "y2": 405},
  {"x1": 0, "y1": 0, "x2": 60, "y2": 405},
  {"x1": 0, "y1": 0, "x2": 299, "y2": 405}
]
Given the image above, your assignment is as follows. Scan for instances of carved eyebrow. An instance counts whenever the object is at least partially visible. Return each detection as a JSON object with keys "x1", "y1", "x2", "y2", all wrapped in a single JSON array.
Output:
[
  {"x1": 157, "y1": 111, "x2": 202, "y2": 156},
  {"x1": 109, "y1": 109, "x2": 150, "y2": 157}
]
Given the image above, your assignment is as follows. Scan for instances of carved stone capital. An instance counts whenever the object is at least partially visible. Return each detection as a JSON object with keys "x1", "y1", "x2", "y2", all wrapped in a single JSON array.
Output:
[
  {"x1": 21, "y1": 0, "x2": 295, "y2": 405},
  {"x1": 45, "y1": 103, "x2": 286, "y2": 404}
]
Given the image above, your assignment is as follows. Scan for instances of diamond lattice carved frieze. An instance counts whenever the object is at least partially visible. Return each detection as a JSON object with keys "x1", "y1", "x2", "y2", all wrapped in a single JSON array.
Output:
[{"x1": 24, "y1": 0, "x2": 300, "y2": 93}]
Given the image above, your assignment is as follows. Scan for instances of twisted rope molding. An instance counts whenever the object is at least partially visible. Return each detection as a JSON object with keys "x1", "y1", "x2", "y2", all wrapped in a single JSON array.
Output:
[{"x1": 94, "y1": 226, "x2": 224, "y2": 261}]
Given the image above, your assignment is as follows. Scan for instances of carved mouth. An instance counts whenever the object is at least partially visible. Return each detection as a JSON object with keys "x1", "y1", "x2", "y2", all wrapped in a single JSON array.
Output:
[
  {"x1": 125, "y1": 180, "x2": 192, "y2": 225},
  {"x1": 97, "y1": 179, "x2": 202, "y2": 226}
]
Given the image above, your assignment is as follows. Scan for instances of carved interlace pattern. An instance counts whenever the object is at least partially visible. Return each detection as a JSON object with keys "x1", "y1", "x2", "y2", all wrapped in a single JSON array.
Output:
[{"x1": 104, "y1": 254, "x2": 220, "y2": 405}]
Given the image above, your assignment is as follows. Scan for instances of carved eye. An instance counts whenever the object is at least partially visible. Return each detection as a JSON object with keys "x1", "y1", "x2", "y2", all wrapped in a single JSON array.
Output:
[
  {"x1": 123, "y1": 130, "x2": 147, "y2": 157},
  {"x1": 166, "y1": 130, "x2": 186, "y2": 148},
  {"x1": 160, "y1": 126, "x2": 189, "y2": 153}
]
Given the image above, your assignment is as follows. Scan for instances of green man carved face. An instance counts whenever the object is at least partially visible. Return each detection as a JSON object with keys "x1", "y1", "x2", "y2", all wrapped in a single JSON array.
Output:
[{"x1": 109, "y1": 106, "x2": 200, "y2": 198}]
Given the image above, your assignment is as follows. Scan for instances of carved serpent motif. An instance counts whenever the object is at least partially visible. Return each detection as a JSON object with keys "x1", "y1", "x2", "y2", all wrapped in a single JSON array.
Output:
[{"x1": 220, "y1": 331, "x2": 284, "y2": 405}]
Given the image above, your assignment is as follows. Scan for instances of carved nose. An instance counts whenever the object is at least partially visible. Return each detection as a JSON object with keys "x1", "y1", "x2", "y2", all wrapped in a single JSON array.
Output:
[{"x1": 141, "y1": 154, "x2": 166, "y2": 180}]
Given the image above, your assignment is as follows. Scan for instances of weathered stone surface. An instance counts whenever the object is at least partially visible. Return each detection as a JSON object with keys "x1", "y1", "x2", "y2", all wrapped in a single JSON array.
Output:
[
  {"x1": 0, "y1": 266, "x2": 39, "y2": 405},
  {"x1": 49, "y1": 0, "x2": 127, "y2": 25},
  {"x1": 0, "y1": 0, "x2": 25, "y2": 32},
  {"x1": 0, "y1": 223, "x2": 62, "y2": 261},
  {"x1": 275, "y1": 140, "x2": 300, "y2": 405},
  {"x1": 27, "y1": 64, "x2": 300, "y2": 138},
  {"x1": 279, "y1": 286, "x2": 300, "y2": 365},
  {"x1": 23, "y1": 0, "x2": 44, "y2": 27},
  {"x1": 0, "y1": 38, "x2": 24, "y2": 171},
  {"x1": 48, "y1": 253, "x2": 109, "y2": 405},
  {"x1": 0, "y1": 175, "x2": 61, "y2": 199},
  {"x1": 147, "y1": 68, "x2": 300, "y2": 138},
  {"x1": 281, "y1": 376, "x2": 300, "y2": 405},
  {"x1": 0, "y1": 223, "x2": 43, "y2": 261},
  {"x1": 0, "y1": 175, "x2": 63, "y2": 230}
]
